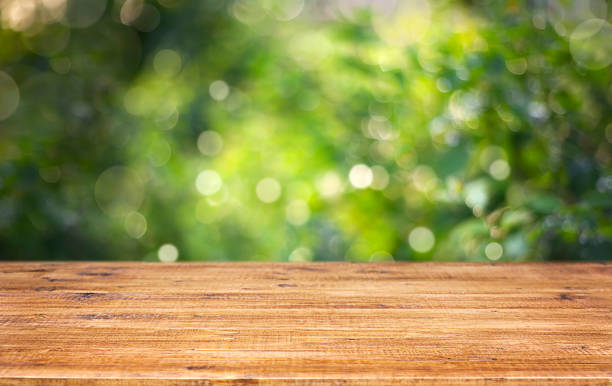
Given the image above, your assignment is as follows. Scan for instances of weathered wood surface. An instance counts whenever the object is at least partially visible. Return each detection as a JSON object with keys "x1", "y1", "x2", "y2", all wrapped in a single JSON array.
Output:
[{"x1": 0, "y1": 262, "x2": 610, "y2": 385}]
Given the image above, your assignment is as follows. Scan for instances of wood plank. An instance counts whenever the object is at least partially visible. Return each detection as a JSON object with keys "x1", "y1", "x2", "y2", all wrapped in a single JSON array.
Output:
[{"x1": 0, "y1": 262, "x2": 610, "y2": 384}]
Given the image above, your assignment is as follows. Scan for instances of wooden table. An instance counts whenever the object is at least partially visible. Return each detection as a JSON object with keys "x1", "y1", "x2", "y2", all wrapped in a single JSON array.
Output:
[{"x1": 1, "y1": 262, "x2": 610, "y2": 384}]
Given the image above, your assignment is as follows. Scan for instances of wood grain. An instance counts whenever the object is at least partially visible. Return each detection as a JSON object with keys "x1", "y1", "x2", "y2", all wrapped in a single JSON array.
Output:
[{"x1": 0, "y1": 262, "x2": 610, "y2": 385}]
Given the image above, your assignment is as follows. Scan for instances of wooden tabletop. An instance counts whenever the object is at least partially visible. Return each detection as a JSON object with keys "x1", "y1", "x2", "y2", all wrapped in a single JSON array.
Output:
[{"x1": 0, "y1": 262, "x2": 610, "y2": 384}]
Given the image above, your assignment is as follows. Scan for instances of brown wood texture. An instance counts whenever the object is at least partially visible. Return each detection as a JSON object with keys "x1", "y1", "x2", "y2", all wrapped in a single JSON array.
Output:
[{"x1": 0, "y1": 262, "x2": 611, "y2": 385}]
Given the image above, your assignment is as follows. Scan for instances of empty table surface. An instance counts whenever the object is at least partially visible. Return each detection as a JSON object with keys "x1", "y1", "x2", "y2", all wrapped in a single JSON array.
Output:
[{"x1": 0, "y1": 262, "x2": 611, "y2": 384}]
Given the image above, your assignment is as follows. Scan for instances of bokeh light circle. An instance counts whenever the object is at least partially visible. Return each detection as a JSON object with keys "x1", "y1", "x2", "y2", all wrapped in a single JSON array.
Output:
[
  {"x1": 62, "y1": 0, "x2": 106, "y2": 28},
  {"x1": 158, "y1": 243, "x2": 178, "y2": 262},
  {"x1": 153, "y1": 49, "x2": 182, "y2": 76},
  {"x1": 412, "y1": 165, "x2": 437, "y2": 193},
  {"x1": 349, "y1": 164, "x2": 373, "y2": 189},
  {"x1": 485, "y1": 242, "x2": 503, "y2": 260},
  {"x1": 285, "y1": 199, "x2": 310, "y2": 226},
  {"x1": 232, "y1": 0, "x2": 264, "y2": 24},
  {"x1": 489, "y1": 159, "x2": 510, "y2": 180},
  {"x1": 123, "y1": 86, "x2": 151, "y2": 116},
  {"x1": 121, "y1": 0, "x2": 160, "y2": 32},
  {"x1": 148, "y1": 140, "x2": 172, "y2": 167},
  {"x1": 262, "y1": 0, "x2": 304, "y2": 21},
  {"x1": 408, "y1": 226, "x2": 435, "y2": 253},
  {"x1": 372, "y1": 0, "x2": 431, "y2": 46},
  {"x1": 316, "y1": 171, "x2": 343, "y2": 198},
  {"x1": 570, "y1": 19, "x2": 612, "y2": 70},
  {"x1": 288, "y1": 246, "x2": 312, "y2": 262},
  {"x1": 197, "y1": 130, "x2": 223, "y2": 156},
  {"x1": 133, "y1": 4, "x2": 160, "y2": 32},
  {"x1": 22, "y1": 24, "x2": 70, "y2": 57},
  {"x1": 0, "y1": 72, "x2": 19, "y2": 120},
  {"x1": 256, "y1": 178, "x2": 281, "y2": 203},
  {"x1": 370, "y1": 251, "x2": 394, "y2": 261},
  {"x1": 39, "y1": 166, "x2": 61, "y2": 183},
  {"x1": 94, "y1": 166, "x2": 144, "y2": 217},
  {"x1": 370, "y1": 165, "x2": 390, "y2": 190},
  {"x1": 195, "y1": 170, "x2": 222, "y2": 196},
  {"x1": 2, "y1": 0, "x2": 38, "y2": 31},
  {"x1": 288, "y1": 32, "x2": 333, "y2": 69},
  {"x1": 124, "y1": 211, "x2": 147, "y2": 239},
  {"x1": 209, "y1": 80, "x2": 229, "y2": 101},
  {"x1": 548, "y1": 0, "x2": 607, "y2": 37}
]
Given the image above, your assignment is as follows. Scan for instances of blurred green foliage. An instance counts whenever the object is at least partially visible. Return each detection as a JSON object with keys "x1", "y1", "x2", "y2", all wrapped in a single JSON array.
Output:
[{"x1": 0, "y1": 0, "x2": 610, "y2": 262}]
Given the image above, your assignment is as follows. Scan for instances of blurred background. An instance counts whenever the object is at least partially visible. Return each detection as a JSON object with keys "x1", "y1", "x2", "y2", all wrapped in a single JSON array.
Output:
[{"x1": 0, "y1": 0, "x2": 610, "y2": 262}]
